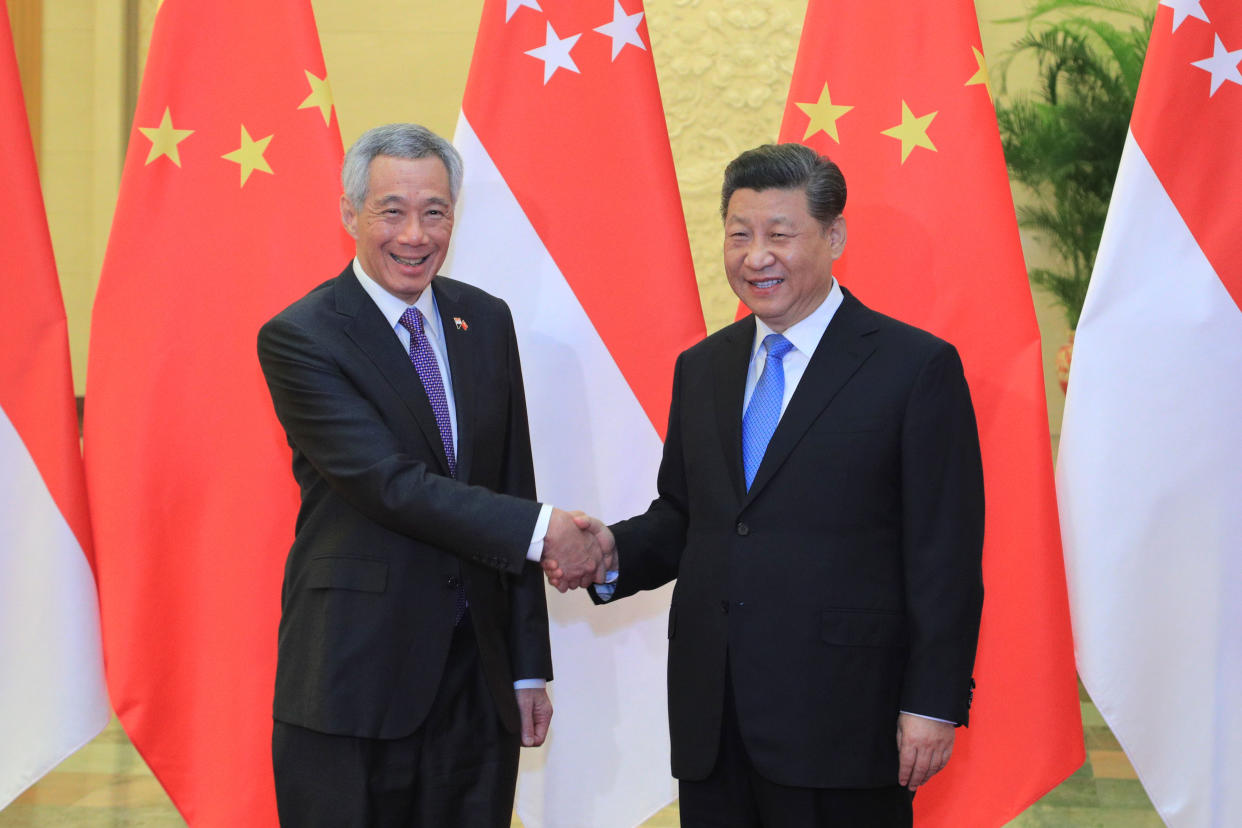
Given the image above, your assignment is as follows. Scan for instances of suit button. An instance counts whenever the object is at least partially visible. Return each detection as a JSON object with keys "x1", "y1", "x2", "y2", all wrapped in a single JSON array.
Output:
[
  {"x1": 720, "y1": 600, "x2": 729, "y2": 614},
  {"x1": 446, "y1": 576, "x2": 460, "y2": 588},
  {"x1": 736, "y1": 522, "x2": 749, "y2": 536}
]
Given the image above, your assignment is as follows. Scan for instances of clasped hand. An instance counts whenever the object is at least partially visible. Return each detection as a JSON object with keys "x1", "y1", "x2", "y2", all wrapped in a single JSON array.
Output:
[{"x1": 540, "y1": 508, "x2": 616, "y2": 592}]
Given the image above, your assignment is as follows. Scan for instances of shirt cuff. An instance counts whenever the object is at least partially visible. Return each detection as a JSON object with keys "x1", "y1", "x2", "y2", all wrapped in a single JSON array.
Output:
[
  {"x1": 525, "y1": 503, "x2": 554, "y2": 562},
  {"x1": 899, "y1": 710, "x2": 956, "y2": 725},
  {"x1": 593, "y1": 570, "x2": 619, "y2": 601},
  {"x1": 513, "y1": 678, "x2": 547, "y2": 690}
]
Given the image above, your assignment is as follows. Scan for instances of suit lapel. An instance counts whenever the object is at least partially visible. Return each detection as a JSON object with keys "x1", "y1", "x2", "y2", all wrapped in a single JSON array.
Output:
[
  {"x1": 712, "y1": 317, "x2": 756, "y2": 503},
  {"x1": 335, "y1": 269, "x2": 453, "y2": 477},
  {"x1": 431, "y1": 279, "x2": 476, "y2": 482},
  {"x1": 743, "y1": 290, "x2": 879, "y2": 505}
]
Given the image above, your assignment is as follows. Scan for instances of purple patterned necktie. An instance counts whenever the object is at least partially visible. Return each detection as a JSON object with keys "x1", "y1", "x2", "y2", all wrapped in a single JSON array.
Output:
[
  {"x1": 398, "y1": 306, "x2": 456, "y2": 477},
  {"x1": 398, "y1": 306, "x2": 465, "y2": 623}
]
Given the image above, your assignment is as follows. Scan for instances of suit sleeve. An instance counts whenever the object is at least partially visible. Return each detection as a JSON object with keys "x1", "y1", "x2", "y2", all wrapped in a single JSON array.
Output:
[
  {"x1": 495, "y1": 310, "x2": 553, "y2": 681},
  {"x1": 898, "y1": 342, "x2": 985, "y2": 725},
  {"x1": 257, "y1": 312, "x2": 541, "y2": 576},
  {"x1": 593, "y1": 352, "x2": 692, "y2": 603}
]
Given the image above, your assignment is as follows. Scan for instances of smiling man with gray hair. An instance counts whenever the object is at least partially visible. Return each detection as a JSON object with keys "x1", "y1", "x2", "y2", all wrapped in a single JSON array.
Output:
[{"x1": 257, "y1": 123, "x2": 605, "y2": 827}]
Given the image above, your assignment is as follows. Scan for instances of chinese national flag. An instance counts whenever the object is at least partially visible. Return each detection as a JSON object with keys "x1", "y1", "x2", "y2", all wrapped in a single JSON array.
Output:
[
  {"x1": 1059, "y1": 3, "x2": 1242, "y2": 826},
  {"x1": 83, "y1": 0, "x2": 350, "y2": 824},
  {"x1": 451, "y1": 1, "x2": 705, "y2": 825},
  {"x1": 778, "y1": 1, "x2": 1083, "y2": 825},
  {"x1": 0, "y1": 2, "x2": 108, "y2": 809}
]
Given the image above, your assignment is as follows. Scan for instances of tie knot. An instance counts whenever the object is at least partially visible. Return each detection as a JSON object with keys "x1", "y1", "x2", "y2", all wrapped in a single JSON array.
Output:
[
  {"x1": 399, "y1": 306, "x2": 425, "y2": 338},
  {"x1": 763, "y1": 333, "x2": 794, "y2": 361}
]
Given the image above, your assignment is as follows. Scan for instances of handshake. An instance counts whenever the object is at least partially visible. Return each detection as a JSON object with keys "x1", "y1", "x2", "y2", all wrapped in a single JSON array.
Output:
[{"x1": 539, "y1": 508, "x2": 616, "y2": 593}]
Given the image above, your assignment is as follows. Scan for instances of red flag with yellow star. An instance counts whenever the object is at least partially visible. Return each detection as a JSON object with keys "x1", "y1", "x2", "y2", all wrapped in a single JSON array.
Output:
[
  {"x1": 779, "y1": 2, "x2": 1082, "y2": 825},
  {"x1": 84, "y1": 0, "x2": 350, "y2": 823}
]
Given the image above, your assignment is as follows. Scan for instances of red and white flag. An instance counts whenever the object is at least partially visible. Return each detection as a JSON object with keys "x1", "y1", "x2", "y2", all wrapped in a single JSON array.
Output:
[
  {"x1": 0, "y1": 1, "x2": 109, "y2": 810},
  {"x1": 1058, "y1": 2, "x2": 1242, "y2": 826},
  {"x1": 778, "y1": 1, "x2": 1083, "y2": 824},
  {"x1": 450, "y1": 1, "x2": 705, "y2": 825},
  {"x1": 84, "y1": 0, "x2": 350, "y2": 823}
]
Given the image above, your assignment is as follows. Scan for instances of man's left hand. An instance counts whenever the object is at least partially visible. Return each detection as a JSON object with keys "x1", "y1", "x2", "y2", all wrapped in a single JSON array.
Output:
[
  {"x1": 896, "y1": 713, "x2": 955, "y2": 790},
  {"x1": 516, "y1": 687, "x2": 553, "y2": 747}
]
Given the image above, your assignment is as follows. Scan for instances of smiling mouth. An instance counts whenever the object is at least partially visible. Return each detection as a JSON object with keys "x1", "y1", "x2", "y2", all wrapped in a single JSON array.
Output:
[
  {"x1": 750, "y1": 278, "x2": 783, "y2": 289},
  {"x1": 392, "y1": 253, "x2": 430, "y2": 268}
]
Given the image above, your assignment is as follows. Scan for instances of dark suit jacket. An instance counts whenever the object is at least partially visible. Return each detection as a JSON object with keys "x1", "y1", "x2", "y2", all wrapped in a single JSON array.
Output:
[
  {"x1": 597, "y1": 288, "x2": 984, "y2": 789},
  {"x1": 257, "y1": 265, "x2": 551, "y2": 740}
]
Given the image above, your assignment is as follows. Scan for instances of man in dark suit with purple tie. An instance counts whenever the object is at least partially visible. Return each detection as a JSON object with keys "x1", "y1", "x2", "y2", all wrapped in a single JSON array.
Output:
[{"x1": 258, "y1": 123, "x2": 603, "y2": 827}]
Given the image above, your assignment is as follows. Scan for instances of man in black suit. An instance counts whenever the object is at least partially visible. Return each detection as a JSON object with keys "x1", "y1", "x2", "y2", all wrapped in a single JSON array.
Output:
[
  {"x1": 572, "y1": 143, "x2": 985, "y2": 827},
  {"x1": 258, "y1": 123, "x2": 603, "y2": 827}
]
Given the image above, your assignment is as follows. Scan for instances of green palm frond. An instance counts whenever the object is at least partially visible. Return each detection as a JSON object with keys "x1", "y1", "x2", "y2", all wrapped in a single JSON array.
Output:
[{"x1": 995, "y1": 0, "x2": 1153, "y2": 330}]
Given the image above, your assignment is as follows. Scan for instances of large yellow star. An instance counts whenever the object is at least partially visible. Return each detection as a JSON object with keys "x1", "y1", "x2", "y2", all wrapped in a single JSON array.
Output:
[
  {"x1": 966, "y1": 46, "x2": 992, "y2": 101},
  {"x1": 880, "y1": 100, "x2": 938, "y2": 164},
  {"x1": 795, "y1": 83, "x2": 854, "y2": 143},
  {"x1": 221, "y1": 125, "x2": 274, "y2": 186},
  {"x1": 298, "y1": 70, "x2": 334, "y2": 125},
  {"x1": 137, "y1": 107, "x2": 194, "y2": 166}
]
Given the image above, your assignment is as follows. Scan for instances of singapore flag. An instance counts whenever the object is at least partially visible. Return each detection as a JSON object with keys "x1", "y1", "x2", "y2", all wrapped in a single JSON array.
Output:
[
  {"x1": 449, "y1": 1, "x2": 705, "y2": 826},
  {"x1": 1058, "y1": 2, "x2": 1242, "y2": 826}
]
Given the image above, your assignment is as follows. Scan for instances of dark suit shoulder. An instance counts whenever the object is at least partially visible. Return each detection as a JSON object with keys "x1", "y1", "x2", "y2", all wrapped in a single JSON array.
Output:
[
  {"x1": 433, "y1": 275, "x2": 512, "y2": 317},
  {"x1": 840, "y1": 288, "x2": 960, "y2": 359},
  {"x1": 677, "y1": 315, "x2": 753, "y2": 364}
]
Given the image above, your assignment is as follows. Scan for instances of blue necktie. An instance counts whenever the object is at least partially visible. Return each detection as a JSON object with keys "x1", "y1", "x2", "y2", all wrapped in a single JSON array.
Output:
[
  {"x1": 742, "y1": 334, "x2": 794, "y2": 490},
  {"x1": 399, "y1": 306, "x2": 466, "y2": 623}
]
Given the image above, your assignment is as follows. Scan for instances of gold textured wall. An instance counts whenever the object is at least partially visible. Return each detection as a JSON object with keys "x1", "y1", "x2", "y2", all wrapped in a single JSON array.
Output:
[
  {"x1": 43, "y1": 0, "x2": 1082, "y2": 431},
  {"x1": 647, "y1": 0, "x2": 805, "y2": 331}
]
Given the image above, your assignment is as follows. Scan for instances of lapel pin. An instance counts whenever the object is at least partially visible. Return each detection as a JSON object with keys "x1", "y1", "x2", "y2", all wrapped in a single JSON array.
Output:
[{"x1": 453, "y1": 317, "x2": 469, "y2": 331}]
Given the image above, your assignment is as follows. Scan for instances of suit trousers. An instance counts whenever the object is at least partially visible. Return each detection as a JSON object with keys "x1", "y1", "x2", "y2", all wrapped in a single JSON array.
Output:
[
  {"x1": 272, "y1": 613, "x2": 520, "y2": 828},
  {"x1": 678, "y1": 671, "x2": 914, "y2": 828}
]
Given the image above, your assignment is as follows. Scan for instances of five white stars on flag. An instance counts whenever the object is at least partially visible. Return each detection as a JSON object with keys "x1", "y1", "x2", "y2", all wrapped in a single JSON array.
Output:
[{"x1": 518, "y1": 1, "x2": 647, "y2": 83}]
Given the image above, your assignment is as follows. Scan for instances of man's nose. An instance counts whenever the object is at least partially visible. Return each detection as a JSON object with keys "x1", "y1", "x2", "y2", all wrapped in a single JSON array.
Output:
[
  {"x1": 396, "y1": 216, "x2": 428, "y2": 245},
  {"x1": 743, "y1": 240, "x2": 775, "y2": 269}
]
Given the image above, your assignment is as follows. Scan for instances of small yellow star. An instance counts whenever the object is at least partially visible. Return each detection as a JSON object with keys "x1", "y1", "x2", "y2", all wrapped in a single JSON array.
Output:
[
  {"x1": 221, "y1": 125, "x2": 274, "y2": 186},
  {"x1": 966, "y1": 46, "x2": 992, "y2": 101},
  {"x1": 298, "y1": 70, "x2": 335, "y2": 125},
  {"x1": 794, "y1": 83, "x2": 854, "y2": 143},
  {"x1": 137, "y1": 107, "x2": 194, "y2": 166},
  {"x1": 880, "y1": 100, "x2": 938, "y2": 164}
]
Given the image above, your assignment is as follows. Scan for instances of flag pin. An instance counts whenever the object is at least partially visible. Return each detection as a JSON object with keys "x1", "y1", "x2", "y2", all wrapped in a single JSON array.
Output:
[{"x1": 453, "y1": 317, "x2": 469, "y2": 331}]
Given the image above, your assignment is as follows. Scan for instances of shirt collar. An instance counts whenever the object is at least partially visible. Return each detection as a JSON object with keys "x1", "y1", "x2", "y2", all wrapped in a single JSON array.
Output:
[
  {"x1": 750, "y1": 276, "x2": 844, "y2": 361},
  {"x1": 351, "y1": 257, "x2": 443, "y2": 343}
]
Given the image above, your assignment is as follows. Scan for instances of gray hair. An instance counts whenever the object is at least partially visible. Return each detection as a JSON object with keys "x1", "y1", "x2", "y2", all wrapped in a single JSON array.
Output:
[
  {"x1": 720, "y1": 143, "x2": 847, "y2": 228},
  {"x1": 341, "y1": 123, "x2": 464, "y2": 208}
]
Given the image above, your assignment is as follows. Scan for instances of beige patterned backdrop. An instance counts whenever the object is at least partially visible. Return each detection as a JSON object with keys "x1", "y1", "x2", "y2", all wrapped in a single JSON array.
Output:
[{"x1": 646, "y1": 0, "x2": 805, "y2": 330}]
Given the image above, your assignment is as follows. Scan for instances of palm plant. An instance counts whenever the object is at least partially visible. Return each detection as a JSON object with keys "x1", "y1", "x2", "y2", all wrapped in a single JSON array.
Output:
[{"x1": 995, "y1": 0, "x2": 1154, "y2": 329}]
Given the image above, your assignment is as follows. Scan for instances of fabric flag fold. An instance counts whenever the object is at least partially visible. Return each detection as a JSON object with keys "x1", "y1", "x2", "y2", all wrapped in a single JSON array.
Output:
[
  {"x1": 0, "y1": 3, "x2": 109, "y2": 810},
  {"x1": 1058, "y1": 2, "x2": 1242, "y2": 826},
  {"x1": 776, "y1": 1, "x2": 1083, "y2": 825},
  {"x1": 450, "y1": 1, "x2": 705, "y2": 825},
  {"x1": 84, "y1": 0, "x2": 351, "y2": 823}
]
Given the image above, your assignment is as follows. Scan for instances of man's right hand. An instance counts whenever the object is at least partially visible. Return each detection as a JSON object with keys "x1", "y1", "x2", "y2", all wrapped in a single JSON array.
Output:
[
  {"x1": 541, "y1": 508, "x2": 606, "y2": 592},
  {"x1": 569, "y1": 511, "x2": 616, "y2": 573}
]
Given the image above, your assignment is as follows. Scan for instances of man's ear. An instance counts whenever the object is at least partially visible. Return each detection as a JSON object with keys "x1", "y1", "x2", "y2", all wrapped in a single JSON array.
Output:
[
  {"x1": 340, "y1": 193, "x2": 359, "y2": 239},
  {"x1": 829, "y1": 215, "x2": 847, "y2": 260}
]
